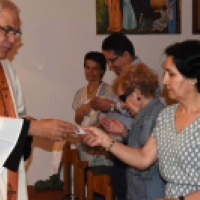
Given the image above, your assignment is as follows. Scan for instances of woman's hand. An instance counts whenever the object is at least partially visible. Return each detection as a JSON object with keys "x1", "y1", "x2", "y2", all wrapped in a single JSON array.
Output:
[
  {"x1": 78, "y1": 103, "x2": 91, "y2": 116},
  {"x1": 75, "y1": 103, "x2": 91, "y2": 124},
  {"x1": 100, "y1": 117, "x2": 128, "y2": 137},
  {"x1": 81, "y1": 126, "x2": 112, "y2": 148},
  {"x1": 90, "y1": 97, "x2": 114, "y2": 112}
]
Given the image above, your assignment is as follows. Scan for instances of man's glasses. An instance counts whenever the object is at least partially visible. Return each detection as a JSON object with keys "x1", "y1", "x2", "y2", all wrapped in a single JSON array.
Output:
[
  {"x1": 0, "y1": 25, "x2": 21, "y2": 38},
  {"x1": 106, "y1": 55, "x2": 120, "y2": 64},
  {"x1": 118, "y1": 90, "x2": 133, "y2": 102}
]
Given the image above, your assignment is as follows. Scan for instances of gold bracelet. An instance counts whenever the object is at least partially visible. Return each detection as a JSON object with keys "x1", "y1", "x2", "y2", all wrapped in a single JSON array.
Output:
[{"x1": 106, "y1": 140, "x2": 115, "y2": 151}]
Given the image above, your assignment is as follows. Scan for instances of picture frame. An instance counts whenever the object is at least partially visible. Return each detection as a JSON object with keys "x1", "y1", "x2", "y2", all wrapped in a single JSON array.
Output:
[
  {"x1": 193, "y1": 0, "x2": 200, "y2": 33},
  {"x1": 96, "y1": 0, "x2": 181, "y2": 35}
]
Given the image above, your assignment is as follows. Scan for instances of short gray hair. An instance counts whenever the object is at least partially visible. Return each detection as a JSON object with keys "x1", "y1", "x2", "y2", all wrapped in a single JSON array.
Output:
[{"x1": 0, "y1": 0, "x2": 19, "y2": 15}]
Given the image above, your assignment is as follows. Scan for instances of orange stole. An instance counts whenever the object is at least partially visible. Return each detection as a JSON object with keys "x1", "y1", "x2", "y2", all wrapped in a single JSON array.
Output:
[{"x1": 0, "y1": 64, "x2": 18, "y2": 200}]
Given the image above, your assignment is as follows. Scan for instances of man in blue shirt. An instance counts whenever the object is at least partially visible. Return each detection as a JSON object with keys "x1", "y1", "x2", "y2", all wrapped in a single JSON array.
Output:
[{"x1": 90, "y1": 33, "x2": 141, "y2": 200}]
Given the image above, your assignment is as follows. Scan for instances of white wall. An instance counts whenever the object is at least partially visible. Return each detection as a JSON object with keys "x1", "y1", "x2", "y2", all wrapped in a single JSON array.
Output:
[{"x1": 10, "y1": 0, "x2": 199, "y2": 185}]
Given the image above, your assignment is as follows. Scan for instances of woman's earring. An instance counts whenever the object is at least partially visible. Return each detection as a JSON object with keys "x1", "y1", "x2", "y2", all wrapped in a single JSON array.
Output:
[
  {"x1": 137, "y1": 97, "x2": 141, "y2": 101},
  {"x1": 191, "y1": 79, "x2": 197, "y2": 85}
]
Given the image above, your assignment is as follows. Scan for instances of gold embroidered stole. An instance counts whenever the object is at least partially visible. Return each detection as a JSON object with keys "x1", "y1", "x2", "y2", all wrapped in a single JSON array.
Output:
[{"x1": 0, "y1": 64, "x2": 18, "y2": 200}]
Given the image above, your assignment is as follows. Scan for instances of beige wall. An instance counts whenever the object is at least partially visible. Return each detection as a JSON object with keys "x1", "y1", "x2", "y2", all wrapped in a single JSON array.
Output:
[{"x1": 11, "y1": 0, "x2": 199, "y2": 185}]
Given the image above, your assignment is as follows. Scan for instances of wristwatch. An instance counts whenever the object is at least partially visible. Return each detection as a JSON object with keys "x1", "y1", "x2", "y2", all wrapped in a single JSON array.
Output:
[{"x1": 110, "y1": 103, "x2": 115, "y2": 112}]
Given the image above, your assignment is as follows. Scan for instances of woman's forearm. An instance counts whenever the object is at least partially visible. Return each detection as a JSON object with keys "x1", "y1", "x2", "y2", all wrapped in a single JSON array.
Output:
[{"x1": 102, "y1": 135, "x2": 157, "y2": 170}]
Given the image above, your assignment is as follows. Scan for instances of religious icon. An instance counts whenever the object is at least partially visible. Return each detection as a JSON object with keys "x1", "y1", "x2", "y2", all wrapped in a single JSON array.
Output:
[{"x1": 96, "y1": 0, "x2": 181, "y2": 34}]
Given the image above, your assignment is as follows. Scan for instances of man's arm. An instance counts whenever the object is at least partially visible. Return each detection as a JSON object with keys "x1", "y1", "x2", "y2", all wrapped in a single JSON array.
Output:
[
  {"x1": 3, "y1": 119, "x2": 30, "y2": 171},
  {"x1": 3, "y1": 118, "x2": 77, "y2": 171}
]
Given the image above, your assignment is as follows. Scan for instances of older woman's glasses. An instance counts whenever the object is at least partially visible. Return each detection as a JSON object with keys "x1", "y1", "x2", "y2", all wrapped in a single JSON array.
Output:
[
  {"x1": 0, "y1": 25, "x2": 22, "y2": 38},
  {"x1": 118, "y1": 90, "x2": 133, "y2": 102}
]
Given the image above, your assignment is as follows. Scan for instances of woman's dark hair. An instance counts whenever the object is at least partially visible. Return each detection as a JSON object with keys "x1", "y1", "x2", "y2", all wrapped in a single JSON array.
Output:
[
  {"x1": 165, "y1": 40, "x2": 200, "y2": 92},
  {"x1": 84, "y1": 51, "x2": 106, "y2": 78}
]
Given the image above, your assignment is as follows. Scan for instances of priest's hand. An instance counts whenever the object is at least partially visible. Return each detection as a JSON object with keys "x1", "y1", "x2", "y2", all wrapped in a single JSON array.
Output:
[{"x1": 28, "y1": 119, "x2": 77, "y2": 141}]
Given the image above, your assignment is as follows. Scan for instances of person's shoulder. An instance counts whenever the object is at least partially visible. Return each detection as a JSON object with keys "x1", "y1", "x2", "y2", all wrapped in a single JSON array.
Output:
[
  {"x1": 154, "y1": 98, "x2": 165, "y2": 108},
  {"x1": 1, "y1": 59, "x2": 10, "y2": 65},
  {"x1": 1, "y1": 59, "x2": 18, "y2": 79},
  {"x1": 162, "y1": 103, "x2": 177, "y2": 112},
  {"x1": 145, "y1": 99, "x2": 165, "y2": 120},
  {"x1": 158, "y1": 103, "x2": 178, "y2": 117},
  {"x1": 132, "y1": 56, "x2": 142, "y2": 64},
  {"x1": 77, "y1": 85, "x2": 87, "y2": 92},
  {"x1": 1, "y1": 59, "x2": 14, "y2": 70},
  {"x1": 74, "y1": 85, "x2": 87, "y2": 96},
  {"x1": 101, "y1": 81, "x2": 111, "y2": 87},
  {"x1": 100, "y1": 82, "x2": 113, "y2": 91}
]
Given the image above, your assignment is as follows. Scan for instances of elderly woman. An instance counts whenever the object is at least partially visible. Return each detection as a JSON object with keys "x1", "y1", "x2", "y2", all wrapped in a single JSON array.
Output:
[
  {"x1": 82, "y1": 62, "x2": 166, "y2": 200},
  {"x1": 82, "y1": 40, "x2": 200, "y2": 200}
]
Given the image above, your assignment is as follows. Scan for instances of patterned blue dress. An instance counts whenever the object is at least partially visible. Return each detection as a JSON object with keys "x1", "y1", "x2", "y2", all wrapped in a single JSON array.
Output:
[{"x1": 152, "y1": 104, "x2": 200, "y2": 198}]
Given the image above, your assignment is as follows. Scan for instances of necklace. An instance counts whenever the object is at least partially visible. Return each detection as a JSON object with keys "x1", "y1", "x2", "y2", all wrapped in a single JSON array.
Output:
[{"x1": 87, "y1": 82, "x2": 102, "y2": 94}]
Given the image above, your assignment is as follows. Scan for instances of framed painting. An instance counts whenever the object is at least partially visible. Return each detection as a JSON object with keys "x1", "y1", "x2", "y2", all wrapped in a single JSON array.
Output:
[
  {"x1": 193, "y1": 0, "x2": 200, "y2": 33},
  {"x1": 96, "y1": 0, "x2": 181, "y2": 34}
]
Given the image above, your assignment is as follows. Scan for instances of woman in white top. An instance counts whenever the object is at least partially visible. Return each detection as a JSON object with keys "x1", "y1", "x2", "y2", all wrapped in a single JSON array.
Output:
[{"x1": 72, "y1": 51, "x2": 115, "y2": 167}]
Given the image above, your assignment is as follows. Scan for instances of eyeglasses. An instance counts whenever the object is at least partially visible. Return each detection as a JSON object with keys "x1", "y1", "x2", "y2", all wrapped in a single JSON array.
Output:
[
  {"x1": 106, "y1": 55, "x2": 120, "y2": 64},
  {"x1": 0, "y1": 25, "x2": 22, "y2": 38},
  {"x1": 118, "y1": 90, "x2": 133, "y2": 102}
]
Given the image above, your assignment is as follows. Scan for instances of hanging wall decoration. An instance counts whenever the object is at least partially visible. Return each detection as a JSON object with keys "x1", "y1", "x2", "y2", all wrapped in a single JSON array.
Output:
[{"x1": 96, "y1": 0, "x2": 181, "y2": 34}]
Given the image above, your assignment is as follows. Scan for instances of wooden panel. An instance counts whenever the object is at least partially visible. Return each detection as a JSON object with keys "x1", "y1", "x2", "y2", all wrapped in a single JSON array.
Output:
[
  {"x1": 65, "y1": 135, "x2": 80, "y2": 144},
  {"x1": 193, "y1": 0, "x2": 200, "y2": 33},
  {"x1": 28, "y1": 186, "x2": 64, "y2": 200}
]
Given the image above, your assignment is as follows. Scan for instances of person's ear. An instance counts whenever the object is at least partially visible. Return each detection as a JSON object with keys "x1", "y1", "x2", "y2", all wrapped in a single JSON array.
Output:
[
  {"x1": 122, "y1": 51, "x2": 129, "y2": 58},
  {"x1": 190, "y1": 78, "x2": 197, "y2": 85},
  {"x1": 134, "y1": 88, "x2": 142, "y2": 101}
]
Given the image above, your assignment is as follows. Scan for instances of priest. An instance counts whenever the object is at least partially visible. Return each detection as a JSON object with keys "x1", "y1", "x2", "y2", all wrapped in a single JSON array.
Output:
[{"x1": 0, "y1": 1, "x2": 77, "y2": 200}]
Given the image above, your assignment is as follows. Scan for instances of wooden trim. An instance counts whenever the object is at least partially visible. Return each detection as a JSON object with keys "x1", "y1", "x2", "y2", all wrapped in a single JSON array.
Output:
[{"x1": 193, "y1": 0, "x2": 200, "y2": 33}]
